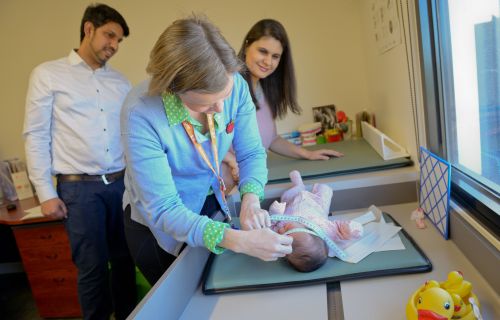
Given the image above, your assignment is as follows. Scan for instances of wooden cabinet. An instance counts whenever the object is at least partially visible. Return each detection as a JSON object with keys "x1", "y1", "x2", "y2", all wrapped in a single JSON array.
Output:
[{"x1": 13, "y1": 222, "x2": 81, "y2": 318}]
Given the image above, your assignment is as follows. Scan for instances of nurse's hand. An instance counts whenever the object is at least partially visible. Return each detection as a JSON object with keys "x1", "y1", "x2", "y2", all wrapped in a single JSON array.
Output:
[
  {"x1": 220, "y1": 228, "x2": 293, "y2": 261},
  {"x1": 239, "y1": 193, "x2": 270, "y2": 230}
]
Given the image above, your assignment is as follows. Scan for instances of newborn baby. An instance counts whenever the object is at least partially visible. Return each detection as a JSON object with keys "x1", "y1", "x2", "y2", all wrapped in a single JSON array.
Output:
[{"x1": 269, "y1": 170, "x2": 363, "y2": 272}]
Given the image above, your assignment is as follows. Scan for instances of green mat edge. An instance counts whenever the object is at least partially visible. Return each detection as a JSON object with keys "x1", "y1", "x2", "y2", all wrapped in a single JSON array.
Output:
[
  {"x1": 266, "y1": 140, "x2": 413, "y2": 184},
  {"x1": 268, "y1": 160, "x2": 413, "y2": 184},
  {"x1": 201, "y1": 213, "x2": 432, "y2": 295}
]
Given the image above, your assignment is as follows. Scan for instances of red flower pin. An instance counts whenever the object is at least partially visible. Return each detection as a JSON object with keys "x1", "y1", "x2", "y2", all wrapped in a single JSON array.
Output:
[{"x1": 226, "y1": 120, "x2": 234, "y2": 133}]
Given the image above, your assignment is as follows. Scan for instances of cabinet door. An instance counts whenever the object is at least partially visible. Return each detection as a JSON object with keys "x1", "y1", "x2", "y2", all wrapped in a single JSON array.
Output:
[
  {"x1": 12, "y1": 223, "x2": 82, "y2": 318},
  {"x1": 28, "y1": 268, "x2": 81, "y2": 318},
  {"x1": 17, "y1": 245, "x2": 74, "y2": 273}
]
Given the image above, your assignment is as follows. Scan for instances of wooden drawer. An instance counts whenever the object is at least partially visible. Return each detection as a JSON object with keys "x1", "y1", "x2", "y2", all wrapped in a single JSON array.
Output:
[
  {"x1": 18, "y1": 245, "x2": 74, "y2": 273},
  {"x1": 27, "y1": 268, "x2": 81, "y2": 318},
  {"x1": 27, "y1": 268, "x2": 78, "y2": 295},
  {"x1": 35, "y1": 296, "x2": 81, "y2": 319},
  {"x1": 12, "y1": 222, "x2": 82, "y2": 317},
  {"x1": 13, "y1": 224, "x2": 69, "y2": 249}
]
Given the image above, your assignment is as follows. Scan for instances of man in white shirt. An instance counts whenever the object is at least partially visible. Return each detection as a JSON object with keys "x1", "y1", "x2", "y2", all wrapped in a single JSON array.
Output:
[{"x1": 23, "y1": 4, "x2": 136, "y2": 319}]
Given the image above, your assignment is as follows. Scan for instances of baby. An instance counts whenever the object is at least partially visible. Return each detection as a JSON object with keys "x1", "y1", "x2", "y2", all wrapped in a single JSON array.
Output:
[{"x1": 269, "y1": 170, "x2": 363, "y2": 272}]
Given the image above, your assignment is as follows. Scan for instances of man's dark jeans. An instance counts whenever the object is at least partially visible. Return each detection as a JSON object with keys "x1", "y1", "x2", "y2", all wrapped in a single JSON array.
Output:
[{"x1": 58, "y1": 178, "x2": 137, "y2": 320}]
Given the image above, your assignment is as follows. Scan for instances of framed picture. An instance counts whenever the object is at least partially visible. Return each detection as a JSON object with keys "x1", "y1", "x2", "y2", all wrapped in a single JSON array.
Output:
[{"x1": 313, "y1": 104, "x2": 337, "y2": 131}]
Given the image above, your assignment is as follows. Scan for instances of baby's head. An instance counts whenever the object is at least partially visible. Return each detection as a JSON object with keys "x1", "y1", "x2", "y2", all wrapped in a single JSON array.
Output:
[{"x1": 280, "y1": 222, "x2": 328, "y2": 272}]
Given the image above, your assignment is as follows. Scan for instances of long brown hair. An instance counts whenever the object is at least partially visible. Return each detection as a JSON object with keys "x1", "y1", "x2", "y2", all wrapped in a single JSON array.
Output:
[{"x1": 238, "y1": 19, "x2": 300, "y2": 119}]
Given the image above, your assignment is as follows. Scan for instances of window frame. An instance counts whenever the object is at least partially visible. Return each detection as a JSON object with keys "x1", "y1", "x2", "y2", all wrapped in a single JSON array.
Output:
[{"x1": 416, "y1": 0, "x2": 500, "y2": 237}]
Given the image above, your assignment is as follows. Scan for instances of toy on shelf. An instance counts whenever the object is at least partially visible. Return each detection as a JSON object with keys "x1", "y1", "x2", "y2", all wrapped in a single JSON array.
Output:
[
  {"x1": 411, "y1": 208, "x2": 426, "y2": 229},
  {"x1": 297, "y1": 122, "x2": 322, "y2": 146},
  {"x1": 324, "y1": 128, "x2": 342, "y2": 143},
  {"x1": 280, "y1": 131, "x2": 301, "y2": 145},
  {"x1": 312, "y1": 104, "x2": 352, "y2": 142},
  {"x1": 406, "y1": 271, "x2": 482, "y2": 320}
]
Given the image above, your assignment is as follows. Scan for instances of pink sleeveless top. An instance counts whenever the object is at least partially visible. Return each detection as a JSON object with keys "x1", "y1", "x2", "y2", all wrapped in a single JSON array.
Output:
[{"x1": 255, "y1": 84, "x2": 278, "y2": 150}]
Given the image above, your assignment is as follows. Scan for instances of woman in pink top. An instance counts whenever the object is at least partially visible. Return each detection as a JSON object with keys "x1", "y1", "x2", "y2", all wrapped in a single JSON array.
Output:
[{"x1": 222, "y1": 19, "x2": 342, "y2": 190}]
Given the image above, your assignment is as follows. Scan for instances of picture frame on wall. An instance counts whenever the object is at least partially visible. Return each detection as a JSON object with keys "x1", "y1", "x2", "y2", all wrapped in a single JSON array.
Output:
[{"x1": 313, "y1": 104, "x2": 338, "y2": 132}]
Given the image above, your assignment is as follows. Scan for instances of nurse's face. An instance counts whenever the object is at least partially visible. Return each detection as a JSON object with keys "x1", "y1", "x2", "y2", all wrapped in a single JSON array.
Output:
[
  {"x1": 245, "y1": 36, "x2": 283, "y2": 84},
  {"x1": 179, "y1": 75, "x2": 234, "y2": 114}
]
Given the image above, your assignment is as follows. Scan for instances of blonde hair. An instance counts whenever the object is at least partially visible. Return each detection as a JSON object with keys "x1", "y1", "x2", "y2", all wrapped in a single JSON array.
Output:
[{"x1": 147, "y1": 15, "x2": 243, "y2": 96}]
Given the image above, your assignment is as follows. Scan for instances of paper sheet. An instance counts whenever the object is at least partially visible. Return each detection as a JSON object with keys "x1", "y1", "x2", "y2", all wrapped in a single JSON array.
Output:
[
  {"x1": 342, "y1": 221, "x2": 402, "y2": 263},
  {"x1": 330, "y1": 206, "x2": 405, "y2": 263},
  {"x1": 21, "y1": 205, "x2": 44, "y2": 220},
  {"x1": 375, "y1": 234, "x2": 405, "y2": 252}
]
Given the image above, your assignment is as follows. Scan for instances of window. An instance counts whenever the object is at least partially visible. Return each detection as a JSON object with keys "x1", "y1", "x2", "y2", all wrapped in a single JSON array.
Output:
[{"x1": 417, "y1": 0, "x2": 499, "y2": 235}]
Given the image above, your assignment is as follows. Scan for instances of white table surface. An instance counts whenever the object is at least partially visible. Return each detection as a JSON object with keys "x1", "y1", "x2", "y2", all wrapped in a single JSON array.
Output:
[{"x1": 340, "y1": 202, "x2": 500, "y2": 320}]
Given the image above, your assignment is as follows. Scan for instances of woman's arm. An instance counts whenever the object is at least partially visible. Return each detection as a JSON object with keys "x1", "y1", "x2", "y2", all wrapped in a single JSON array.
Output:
[
  {"x1": 221, "y1": 150, "x2": 239, "y2": 193},
  {"x1": 230, "y1": 74, "x2": 269, "y2": 229},
  {"x1": 269, "y1": 136, "x2": 343, "y2": 160}
]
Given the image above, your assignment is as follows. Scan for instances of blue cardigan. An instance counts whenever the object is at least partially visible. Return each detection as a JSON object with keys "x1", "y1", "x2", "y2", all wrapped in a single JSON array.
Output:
[{"x1": 121, "y1": 73, "x2": 267, "y2": 255}]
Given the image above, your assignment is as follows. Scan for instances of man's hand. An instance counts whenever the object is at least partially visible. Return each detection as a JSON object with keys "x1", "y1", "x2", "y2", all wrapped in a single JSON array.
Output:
[{"x1": 41, "y1": 198, "x2": 68, "y2": 219}]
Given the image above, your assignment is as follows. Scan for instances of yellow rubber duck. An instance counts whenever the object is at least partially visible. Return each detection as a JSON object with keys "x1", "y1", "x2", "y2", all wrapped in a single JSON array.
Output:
[
  {"x1": 450, "y1": 293, "x2": 472, "y2": 319},
  {"x1": 407, "y1": 272, "x2": 482, "y2": 320},
  {"x1": 407, "y1": 281, "x2": 454, "y2": 320},
  {"x1": 440, "y1": 271, "x2": 472, "y2": 299}
]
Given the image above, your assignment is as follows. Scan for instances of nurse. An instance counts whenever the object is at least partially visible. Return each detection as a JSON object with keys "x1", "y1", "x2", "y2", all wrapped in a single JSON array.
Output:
[{"x1": 122, "y1": 16, "x2": 292, "y2": 285}]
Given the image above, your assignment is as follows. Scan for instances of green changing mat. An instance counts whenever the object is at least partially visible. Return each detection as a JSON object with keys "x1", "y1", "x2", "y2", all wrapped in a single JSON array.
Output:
[
  {"x1": 267, "y1": 139, "x2": 412, "y2": 184},
  {"x1": 202, "y1": 213, "x2": 431, "y2": 295}
]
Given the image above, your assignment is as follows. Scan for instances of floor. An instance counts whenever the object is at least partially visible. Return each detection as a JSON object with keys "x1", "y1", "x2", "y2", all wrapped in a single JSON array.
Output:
[{"x1": 0, "y1": 272, "x2": 82, "y2": 320}]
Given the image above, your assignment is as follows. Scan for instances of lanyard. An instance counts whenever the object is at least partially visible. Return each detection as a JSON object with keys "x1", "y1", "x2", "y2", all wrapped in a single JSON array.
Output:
[
  {"x1": 270, "y1": 215, "x2": 347, "y2": 259},
  {"x1": 182, "y1": 114, "x2": 232, "y2": 222}
]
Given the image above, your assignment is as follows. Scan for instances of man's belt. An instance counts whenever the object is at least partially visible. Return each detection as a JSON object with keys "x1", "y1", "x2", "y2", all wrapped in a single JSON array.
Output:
[{"x1": 57, "y1": 169, "x2": 125, "y2": 185}]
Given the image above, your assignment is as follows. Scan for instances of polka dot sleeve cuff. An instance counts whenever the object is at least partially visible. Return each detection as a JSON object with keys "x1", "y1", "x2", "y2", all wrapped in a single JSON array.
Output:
[
  {"x1": 203, "y1": 221, "x2": 230, "y2": 254},
  {"x1": 240, "y1": 182, "x2": 264, "y2": 201}
]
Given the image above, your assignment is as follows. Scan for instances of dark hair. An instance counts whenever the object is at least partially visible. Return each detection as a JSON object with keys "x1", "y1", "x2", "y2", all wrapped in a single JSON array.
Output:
[
  {"x1": 146, "y1": 15, "x2": 243, "y2": 96},
  {"x1": 287, "y1": 233, "x2": 328, "y2": 272},
  {"x1": 238, "y1": 19, "x2": 300, "y2": 119},
  {"x1": 80, "y1": 3, "x2": 129, "y2": 42}
]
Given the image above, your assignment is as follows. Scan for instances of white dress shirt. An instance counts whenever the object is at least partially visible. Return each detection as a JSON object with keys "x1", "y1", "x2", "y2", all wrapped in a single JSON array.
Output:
[{"x1": 23, "y1": 50, "x2": 131, "y2": 202}]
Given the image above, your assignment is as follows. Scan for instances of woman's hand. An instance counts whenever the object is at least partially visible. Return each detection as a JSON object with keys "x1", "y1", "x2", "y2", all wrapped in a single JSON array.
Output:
[
  {"x1": 269, "y1": 136, "x2": 344, "y2": 161},
  {"x1": 239, "y1": 193, "x2": 270, "y2": 230},
  {"x1": 304, "y1": 148, "x2": 344, "y2": 160},
  {"x1": 221, "y1": 162, "x2": 238, "y2": 195},
  {"x1": 221, "y1": 151, "x2": 239, "y2": 195},
  {"x1": 220, "y1": 228, "x2": 293, "y2": 261}
]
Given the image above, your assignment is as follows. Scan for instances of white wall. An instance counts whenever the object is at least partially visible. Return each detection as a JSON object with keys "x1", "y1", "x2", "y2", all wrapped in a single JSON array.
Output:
[
  {"x1": 0, "y1": 0, "x2": 418, "y2": 163},
  {"x1": 359, "y1": 0, "x2": 420, "y2": 161}
]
